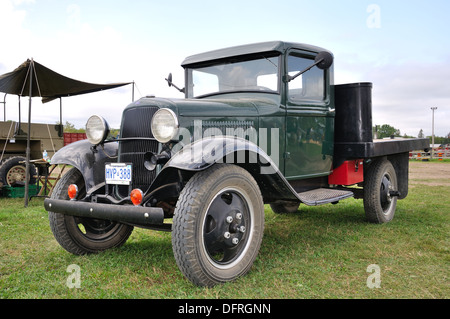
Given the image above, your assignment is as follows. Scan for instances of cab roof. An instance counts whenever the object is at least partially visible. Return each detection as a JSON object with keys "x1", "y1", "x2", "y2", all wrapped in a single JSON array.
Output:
[{"x1": 181, "y1": 41, "x2": 330, "y2": 67}]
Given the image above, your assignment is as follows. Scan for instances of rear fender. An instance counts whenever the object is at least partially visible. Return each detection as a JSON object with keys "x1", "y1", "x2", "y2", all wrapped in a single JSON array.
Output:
[
  {"x1": 148, "y1": 136, "x2": 300, "y2": 203},
  {"x1": 363, "y1": 153, "x2": 410, "y2": 200},
  {"x1": 386, "y1": 152, "x2": 409, "y2": 199},
  {"x1": 50, "y1": 140, "x2": 118, "y2": 192}
]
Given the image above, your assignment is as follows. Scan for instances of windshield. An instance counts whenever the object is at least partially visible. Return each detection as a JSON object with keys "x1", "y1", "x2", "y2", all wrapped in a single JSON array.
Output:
[{"x1": 186, "y1": 54, "x2": 280, "y2": 98}]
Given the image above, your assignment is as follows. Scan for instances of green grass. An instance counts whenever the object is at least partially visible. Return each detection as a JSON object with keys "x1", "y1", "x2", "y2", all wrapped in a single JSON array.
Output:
[
  {"x1": 411, "y1": 158, "x2": 450, "y2": 163},
  {"x1": 0, "y1": 171, "x2": 449, "y2": 299}
]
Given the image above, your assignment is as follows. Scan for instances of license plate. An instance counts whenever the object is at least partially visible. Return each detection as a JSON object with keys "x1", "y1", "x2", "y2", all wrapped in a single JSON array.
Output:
[{"x1": 105, "y1": 163, "x2": 132, "y2": 185}]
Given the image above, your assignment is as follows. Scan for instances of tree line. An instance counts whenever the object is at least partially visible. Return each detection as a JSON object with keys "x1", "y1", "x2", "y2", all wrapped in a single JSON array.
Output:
[
  {"x1": 62, "y1": 121, "x2": 119, "y2": 137},
  {"x1": 373, "y1": 124, "x2": 450, "y2": 145}
]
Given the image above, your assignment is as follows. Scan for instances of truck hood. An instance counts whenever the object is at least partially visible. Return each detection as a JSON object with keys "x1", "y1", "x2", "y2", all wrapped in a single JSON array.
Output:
[{"x1": 128, "y1": 95, "x2": 278, "y2": 118}]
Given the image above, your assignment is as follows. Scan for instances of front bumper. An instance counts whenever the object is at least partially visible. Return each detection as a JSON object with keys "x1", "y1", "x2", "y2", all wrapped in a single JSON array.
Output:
[{"x1": 44, "y1": 198, "x2": 164, "y2": 227}]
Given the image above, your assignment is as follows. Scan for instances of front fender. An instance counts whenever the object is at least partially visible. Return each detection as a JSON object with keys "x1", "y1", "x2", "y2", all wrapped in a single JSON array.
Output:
[
  {"x1": 51, "y1": 140, "x2": 118, "y2": 192},
  {"x1": 150, "y1": 136, "x2": 300, "y2": 203},
  {"x1": 167, "y1": 136, "x2": 277, "y2": 173}
]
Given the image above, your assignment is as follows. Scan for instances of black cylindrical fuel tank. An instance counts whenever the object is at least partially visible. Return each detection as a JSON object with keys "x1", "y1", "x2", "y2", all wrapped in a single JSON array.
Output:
[{"x1": 334, "y1": 82, "x2": 373, "y2": 143}]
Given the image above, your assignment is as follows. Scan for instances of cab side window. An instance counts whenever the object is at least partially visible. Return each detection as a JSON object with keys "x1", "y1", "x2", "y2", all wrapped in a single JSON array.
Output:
[{"x1": 288, "y1": 53, "x2": 325, "y2": 102}]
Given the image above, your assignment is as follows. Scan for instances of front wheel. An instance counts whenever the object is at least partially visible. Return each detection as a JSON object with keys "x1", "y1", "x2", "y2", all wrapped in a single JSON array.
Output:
[
  {"x1": 363, "y1": 158, "x2": 398, "y2": 223},
  {"x1": 48, "y1": 167, "x2": 133, "y2": 255},
  {"x1": 172, "y1": 164, "x2": 264, "y2": 287}
]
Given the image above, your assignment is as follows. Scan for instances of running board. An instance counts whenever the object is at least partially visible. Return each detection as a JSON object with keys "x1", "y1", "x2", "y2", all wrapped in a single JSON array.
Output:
[{"x1": 297, "y1": 188, "x2": 354, "y2": 206}]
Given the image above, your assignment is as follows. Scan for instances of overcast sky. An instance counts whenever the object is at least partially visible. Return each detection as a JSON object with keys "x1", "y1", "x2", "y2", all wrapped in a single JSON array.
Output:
[{"x1": 0, "y1": 0, "x2": 448, "y2": 137}]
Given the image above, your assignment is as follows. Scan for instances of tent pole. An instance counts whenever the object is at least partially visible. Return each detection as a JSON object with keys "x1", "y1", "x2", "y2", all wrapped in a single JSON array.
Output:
[
  {"x1": 2, "y1": 93, "x2": 6, "y2": 121},
  {"x1": 24, "y1": 59, "x2": 34, "y2": 207},
  {"x1": 18, "y1": 96, "x2": 21, "y2": 129},
  {"x1": 60, "y1": 97, "x2": 62, "y2": 125},
  {"x1": 60, "y1": 97, "x2": 63, "y2": 136}
]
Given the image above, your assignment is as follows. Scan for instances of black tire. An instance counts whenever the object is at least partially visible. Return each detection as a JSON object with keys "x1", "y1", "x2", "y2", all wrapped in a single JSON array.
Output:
[
  {"x1": 48, "y1": 167, "x2": 133, "y2": 255},
  {"x1": 0, "y1": 156, "x2": 37, "y2": 186},
  {"x1": 270, "y1": 201, "x2": 300, "y2": 214},
  {"x1": 363, "y1": 158, "x2": 398, "y2": 223},
  {"x1": 172, "y1": 164, "x2": 264, "y2": 287}
]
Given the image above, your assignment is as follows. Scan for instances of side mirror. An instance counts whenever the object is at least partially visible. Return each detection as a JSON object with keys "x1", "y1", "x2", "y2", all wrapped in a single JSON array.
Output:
[
  {"x1": 166, "y1": 73, "x2": 173, "y2": 87},
  {"x1": 165, "y1": 73, "x2": 185, "y2": 93},
  {"x1": 286, "y1": 51, "x2": 334, "y2": 82},
  {"x1": 315, "y1": 51, "x2": 334, "y2": 70}
]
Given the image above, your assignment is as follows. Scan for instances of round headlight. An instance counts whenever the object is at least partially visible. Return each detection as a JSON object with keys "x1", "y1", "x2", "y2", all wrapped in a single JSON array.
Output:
[
  {"x1": 86, "y1": 115, "x2": 109, "y2": 145},
  {"x1": 151, "y1": 108, "x2": 179, "y2": 143}
]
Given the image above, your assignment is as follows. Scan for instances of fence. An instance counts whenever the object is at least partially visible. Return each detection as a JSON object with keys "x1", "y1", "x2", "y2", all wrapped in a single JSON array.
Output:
[{"x1": 410, "y1": 147, "x2": 450, "y2": 160}]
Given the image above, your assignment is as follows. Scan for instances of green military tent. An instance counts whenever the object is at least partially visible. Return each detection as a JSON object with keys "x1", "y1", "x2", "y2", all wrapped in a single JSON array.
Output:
[{"x1": 0, "y1": 58, "x2": 131, "y2": 206}]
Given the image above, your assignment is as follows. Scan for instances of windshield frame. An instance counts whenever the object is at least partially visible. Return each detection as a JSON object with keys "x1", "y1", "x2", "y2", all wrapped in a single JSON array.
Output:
[{"x1": 184, "y1": 52, "x2": 281, "y2": 99}]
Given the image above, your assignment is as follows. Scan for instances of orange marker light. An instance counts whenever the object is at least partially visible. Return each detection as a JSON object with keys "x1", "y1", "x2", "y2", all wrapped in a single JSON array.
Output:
[
  {"x1": 68, "y1": 184, "x2": 78, "y2": 200},
  {"x1": 130, "y1": 188, "x2": 144, "y2": 206}
]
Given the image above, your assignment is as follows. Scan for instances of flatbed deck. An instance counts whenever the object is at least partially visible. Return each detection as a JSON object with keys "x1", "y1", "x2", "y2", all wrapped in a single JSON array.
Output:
[{"x1": 334, "y1": 137, "x2": 429, "y2": 159}]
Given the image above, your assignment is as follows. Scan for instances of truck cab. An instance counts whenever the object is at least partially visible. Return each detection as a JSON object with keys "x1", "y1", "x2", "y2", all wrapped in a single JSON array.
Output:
[
  {"x1": 182, "y1": 42, "x2": 335, "y2": 179},
  {"x1": 44, "y1": 41, "x2": 428, "y2": 287}
]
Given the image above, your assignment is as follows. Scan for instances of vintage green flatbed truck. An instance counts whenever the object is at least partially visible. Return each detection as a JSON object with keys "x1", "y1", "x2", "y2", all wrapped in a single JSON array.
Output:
[{"x1": 44, "y1": 41, "x2": 429, "y2": 286}]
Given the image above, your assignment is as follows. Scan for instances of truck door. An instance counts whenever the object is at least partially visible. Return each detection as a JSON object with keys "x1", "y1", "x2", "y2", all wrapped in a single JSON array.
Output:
[{"x1": 284, "y1": 50, "x2": 334, "y2": 180}]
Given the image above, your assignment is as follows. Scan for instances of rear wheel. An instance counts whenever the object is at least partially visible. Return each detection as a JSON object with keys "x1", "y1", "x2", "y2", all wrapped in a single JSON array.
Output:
[
  {"x1": 48, "y1": 167, "x2": 133, "y2": 255},
  {"x1": 172, "y1": 164, "x2": 264, "y2": 287},
  {"x1": 363, "y1": 158, "x2": 398, "y2": 223}
]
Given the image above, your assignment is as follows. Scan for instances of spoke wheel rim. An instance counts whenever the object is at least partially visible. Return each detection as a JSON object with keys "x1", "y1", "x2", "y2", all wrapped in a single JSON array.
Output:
[{"x1": 6, "y1": 165, "x2": 27, "y2": 185}]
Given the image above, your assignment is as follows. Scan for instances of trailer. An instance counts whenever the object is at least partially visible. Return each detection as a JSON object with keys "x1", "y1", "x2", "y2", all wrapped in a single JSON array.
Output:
[{"x1": 0, "y1": 121, "x2": 63, "y2": 187}]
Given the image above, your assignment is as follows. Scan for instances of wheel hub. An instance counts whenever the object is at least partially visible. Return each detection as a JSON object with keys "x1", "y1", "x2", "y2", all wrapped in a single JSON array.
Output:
[
  {"x1": 380, "y1": 175, "x2": 392, "y2": 211},
  {"x1": 74, "y1": 216, "x2": 121, "y2": 240},
  {"x1": 203, "y1": 191, "x2": 250, "y2": 265},
  {"x1": 223, "y1": 210, "x2": 246, "y2": 246}
]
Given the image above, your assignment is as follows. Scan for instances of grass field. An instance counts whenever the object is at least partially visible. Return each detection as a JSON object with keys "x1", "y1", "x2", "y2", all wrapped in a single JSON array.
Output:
[{"x1": 0, "y1": 161, "x2": 448, "y2": 299}]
